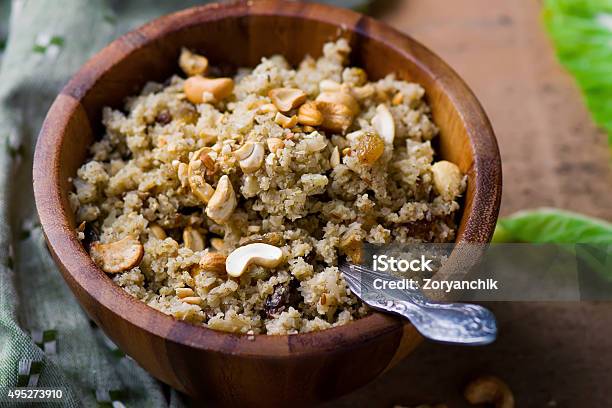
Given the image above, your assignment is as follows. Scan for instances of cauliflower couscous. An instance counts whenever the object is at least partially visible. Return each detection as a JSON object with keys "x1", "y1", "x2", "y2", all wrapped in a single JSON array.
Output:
[{"x1": 71, "y1": 39, "x2": 465, "y2": 335}]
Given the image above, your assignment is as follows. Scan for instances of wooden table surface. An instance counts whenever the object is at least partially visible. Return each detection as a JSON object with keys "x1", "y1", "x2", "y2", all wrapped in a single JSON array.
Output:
[{"x1": 328, "y1": 0, "x2": 612, "y2": 406}]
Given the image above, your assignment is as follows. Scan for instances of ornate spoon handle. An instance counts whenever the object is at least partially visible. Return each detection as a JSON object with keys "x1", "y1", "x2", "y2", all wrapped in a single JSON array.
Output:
[{"x1": 340, "y1": 262, "x2": 497, "y2": 345}]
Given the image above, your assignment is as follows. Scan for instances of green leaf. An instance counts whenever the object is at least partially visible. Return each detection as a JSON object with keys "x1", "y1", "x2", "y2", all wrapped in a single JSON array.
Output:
[
  {"x1": 495, "y1": 208, "x2": 612, "y2": 243},
  {"x1": 491, "y1": 223, "x2": 514, "y2": 243},
  {"x1": 544, "y1": 0, "x2": 612, "y2": 147},
  {"x1": 575, "y1": 244, "x2": 612, "y2": 282},
  {"x1": 494, "y1": 209, "x2": 612, "y2": 282}
]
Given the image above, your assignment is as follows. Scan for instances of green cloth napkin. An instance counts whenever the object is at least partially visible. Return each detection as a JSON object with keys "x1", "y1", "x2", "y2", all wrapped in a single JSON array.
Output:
[{"x1": 0, "y1": 1, "x2": 368, "y2": 406}]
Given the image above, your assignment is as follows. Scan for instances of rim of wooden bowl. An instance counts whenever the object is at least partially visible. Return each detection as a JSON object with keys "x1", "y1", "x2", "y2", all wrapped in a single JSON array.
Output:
[{"x1": 33, "y1": 0, "x2": 501, "y2": 358}]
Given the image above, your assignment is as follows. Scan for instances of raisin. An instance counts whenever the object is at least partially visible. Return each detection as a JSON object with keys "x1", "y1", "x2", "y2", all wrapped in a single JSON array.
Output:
[
  {"x1": 355, "y1": 132, "x2": 384, "y2": 165},
  {"x1": 155, "y1": 110, "x2": 172, "y2": 125},
  {"x1": 208, "y1": 63, "x2": 237, "y2": 78},
  {"x1": 82, "y1": 223, "x2": 99, "y2": 252},
  {"x1": 239, "y1": 232, "x2": 285, "y2": 247},
  {"x1": 264, "y1": 279, "x2": 301, "y2": 318}
]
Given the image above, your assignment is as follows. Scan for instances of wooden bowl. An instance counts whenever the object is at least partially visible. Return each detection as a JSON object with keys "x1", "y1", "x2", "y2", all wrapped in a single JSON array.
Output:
[{"x1": 33, "y1": 1, "x2": 501, "y2": 406}]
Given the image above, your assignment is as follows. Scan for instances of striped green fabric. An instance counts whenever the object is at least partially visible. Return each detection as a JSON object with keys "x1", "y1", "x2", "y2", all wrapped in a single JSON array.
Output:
[{"x1": 0, "y1": 1, "x2": 369, "y2": 406}]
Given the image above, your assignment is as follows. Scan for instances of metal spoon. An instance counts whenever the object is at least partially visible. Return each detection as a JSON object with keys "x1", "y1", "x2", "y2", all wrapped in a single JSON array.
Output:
[{"x1": 339, "y1": 262, "x2": 497, "y2": 345}]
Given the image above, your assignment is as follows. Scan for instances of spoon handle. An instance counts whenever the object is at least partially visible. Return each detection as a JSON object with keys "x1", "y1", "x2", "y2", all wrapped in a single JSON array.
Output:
[
  {"x1": 374, "y1": 294, "x2": 497, "y2": 345},
  {"x1": 340, "y1": 262, "x2": 497, "y2": 345}
]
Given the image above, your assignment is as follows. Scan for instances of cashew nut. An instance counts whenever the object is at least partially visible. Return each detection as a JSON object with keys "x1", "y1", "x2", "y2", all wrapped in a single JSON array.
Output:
[
  {"x1": 319, "y1": 79, "x2": 342, "y2": 93},
  {"x1": 304, "y1": 131, "x2": 327, "y2": 153},
  {"x1": 199, "y1": 252, "x2": 227, "y2": 274},
  {"x1": 210, "y1": 237, "x2": 226, "y2": 252},
  {"x1": 274, "y1": 112, "x2": 298, "y2": 128},
  {"x1": 176, "y1": 287, "x2": 195, "y2": 298},
  {"x1": 234, "y1": 142, "x2": 254, "y2": 161},
  {"x1": 266, "y1": 137, "x2": 285, "y2": 153},
  {"x1": 464, "y1": 376, "x2": 514, "y2": 408},
  {"x1": 258, "y1": 103, "x2": 278, "y2": 114},
  {"x1": 346, "y1": 130, "x2": 364, "y2": 144},
  {"x1": 350, "y1": 84, "x2": 375, "y2": 101},
  {"x1": 316, "y1": 101, "x2": 354, "y2": 134},
  {"x1": 330, "y1": 146, "x2": 340, "y2": 168},
  {"x1": 205, "y1": 175, "x2": 237, "y2": 224},
  {"x1": 247, "y1": 99, "x2": 267, "y2": 110},
  {"x1": 179, "y1": 48, "x2": 209, "y2": 76},
  {"x1": 184, "y1": 76, "x2": 234, "y2": 104},
  {"x1": 90, "y1": 236, "x2": 144, "y2": 274},
  {"x1": 225, "y1": 243, "x2": 284, "y2": 277},
  {"x1": 200, "y1": 151, "x2": 216, "y2": 172},
  {"x1": 234, "y1": 142, "x2": 264, "y2": 173},
  {"x1": 372, "y1": 104, "x2": 395, "y2": 145},
  {"x1": 149, "y1": 223, "x2": 167, "y2": 240},
  {"x1": 181, "y1": 296, "x2": 202, "y2": 305},
  {"x1": 177, "y1": 162, "x2": 189, "y2": 188},
  {"x1": 188, "y1": 147, "x2": 215, "y2": 204},
  {"x1": 316, "y1": 91, "x2": 360, "y2": 116},
  {"x1": 183, "y1": 226, "x2": 205, "y2": 252},
  {"x1": 268, "y1": 88, "x2": 307, "y2": 112},
  {"x1": 431, "y1": 160, "x2": 463, "y2": 200},
  {"x1": 297, "y1": 101, "x2": 323, "y2": 126}
]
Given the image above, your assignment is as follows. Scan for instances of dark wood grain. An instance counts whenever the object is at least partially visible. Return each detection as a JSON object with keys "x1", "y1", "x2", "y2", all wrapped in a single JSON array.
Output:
[{"x1": 32, "y1": 1, "x2": 501, "y2": 406}]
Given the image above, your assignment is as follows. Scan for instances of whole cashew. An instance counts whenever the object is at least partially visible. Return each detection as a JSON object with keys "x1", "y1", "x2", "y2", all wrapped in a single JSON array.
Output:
[{"x1": 464, "y1": 375, "x2": 514, "y2": 408}]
